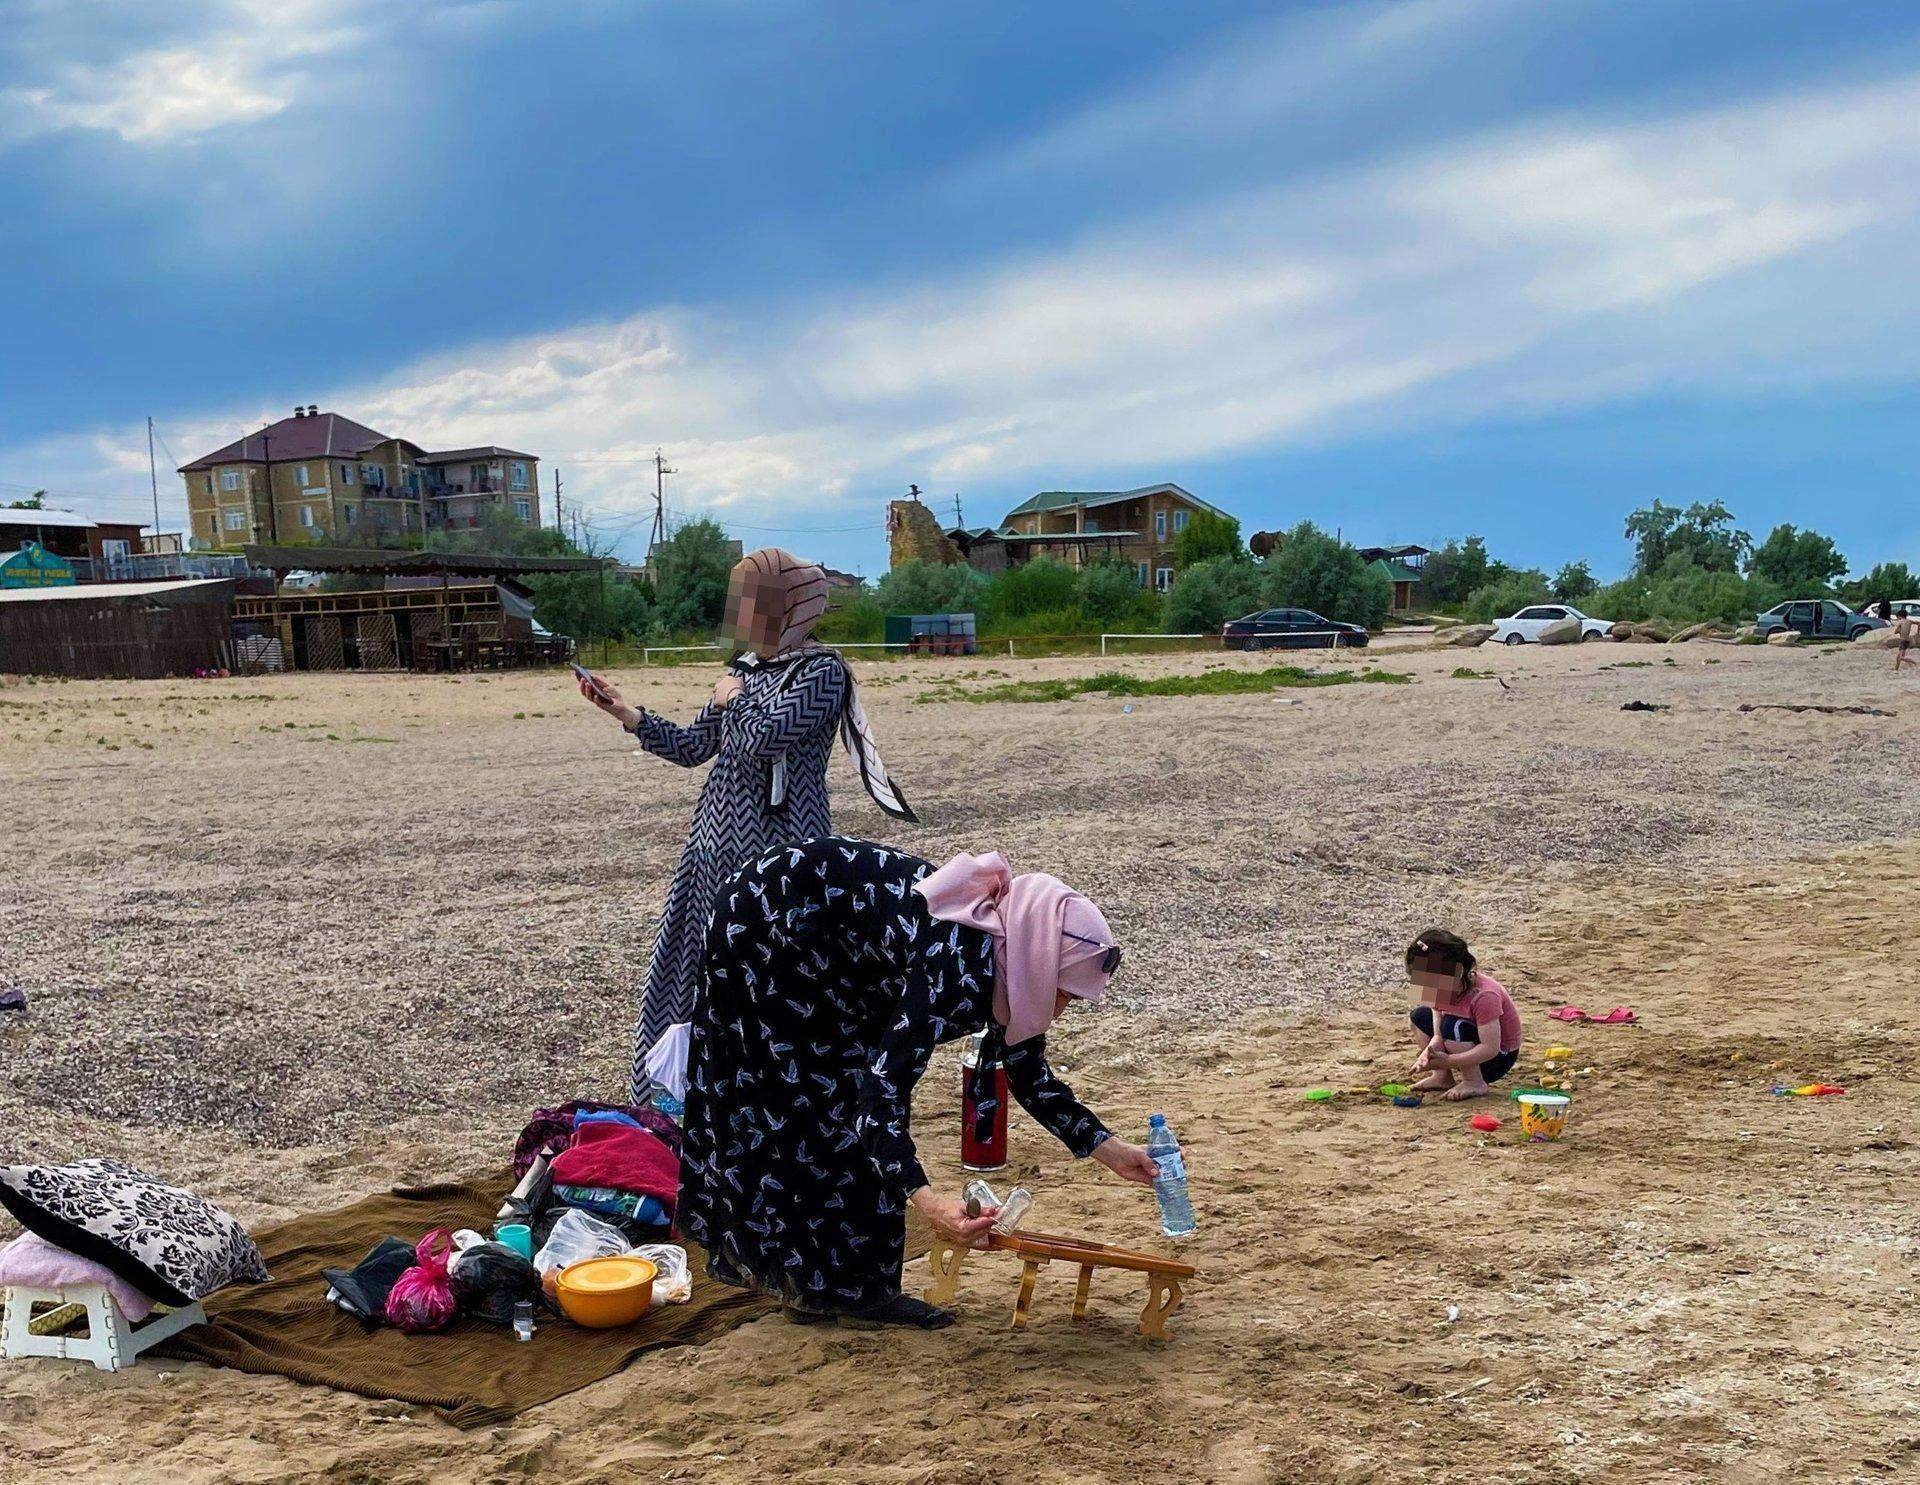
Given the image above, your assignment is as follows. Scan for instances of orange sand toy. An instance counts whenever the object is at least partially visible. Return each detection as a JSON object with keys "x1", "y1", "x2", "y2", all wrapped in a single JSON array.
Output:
[{"x1": 923, "y1": 1228, "x2": 1197, "y2": 1340}]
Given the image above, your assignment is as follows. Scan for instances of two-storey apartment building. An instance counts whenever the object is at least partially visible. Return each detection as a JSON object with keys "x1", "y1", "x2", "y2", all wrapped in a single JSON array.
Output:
[
  {"x1": 178, "y1": 407, "x2": 540, "y2": 550},
  {"x1": 951, "y1": 482, "x2": 1229, "y2": 591}
]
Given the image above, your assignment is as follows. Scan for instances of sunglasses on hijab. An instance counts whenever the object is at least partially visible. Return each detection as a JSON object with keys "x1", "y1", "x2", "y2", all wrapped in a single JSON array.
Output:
[{"x1": 1063, "y1": 929, "x2": 1123, "y2": 977}]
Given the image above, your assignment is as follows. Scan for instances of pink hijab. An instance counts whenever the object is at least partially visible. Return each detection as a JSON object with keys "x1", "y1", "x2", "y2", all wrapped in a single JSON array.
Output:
[{"x1": 914, "y1": 850, "x2": 1116, "y2": 1045}]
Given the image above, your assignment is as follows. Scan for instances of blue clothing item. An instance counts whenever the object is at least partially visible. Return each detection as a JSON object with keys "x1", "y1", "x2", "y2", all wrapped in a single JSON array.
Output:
[
  {"x1": 572, "y1": 1110, "x2": 644, "y2": 1132},
  {"x1": 552, "y1": 1183, "x2": 668, "y2": 1225}
]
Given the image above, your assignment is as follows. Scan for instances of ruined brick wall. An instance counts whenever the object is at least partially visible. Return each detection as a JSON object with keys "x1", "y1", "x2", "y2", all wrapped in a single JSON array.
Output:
[{"x1": 887, "y1": 500, "x2": 964, "y2": 569}]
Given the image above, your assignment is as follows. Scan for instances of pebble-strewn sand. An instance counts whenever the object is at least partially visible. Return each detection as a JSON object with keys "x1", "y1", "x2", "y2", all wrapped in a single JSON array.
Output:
[{"x1": 3, "y1": 640, "x2": 1918, "y2": 1483}]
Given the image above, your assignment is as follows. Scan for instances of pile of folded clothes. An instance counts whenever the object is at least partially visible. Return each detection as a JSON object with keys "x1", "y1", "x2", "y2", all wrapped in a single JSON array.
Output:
[
  {"x1": 509, "y1": 1099, "x2": 681, "y2": 1249},
  {"x1": 320, "y1": 1098, "x2": 689, "y2": 1335}
]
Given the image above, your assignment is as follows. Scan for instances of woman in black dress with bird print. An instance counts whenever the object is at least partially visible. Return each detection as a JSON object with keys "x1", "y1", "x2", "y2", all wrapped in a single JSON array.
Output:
[
  {"x1": 677, "y1": 836, "x2": 1161, "y2": 1328},
  {"x1": 578, "y1": 549, "x2": 914, "y2": 1103}
]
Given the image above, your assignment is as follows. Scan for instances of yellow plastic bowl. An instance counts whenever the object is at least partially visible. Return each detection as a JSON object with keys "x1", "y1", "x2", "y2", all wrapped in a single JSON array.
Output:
[{"x1": 555, "y1": 1255, "x2": 658, "y2": 1328}]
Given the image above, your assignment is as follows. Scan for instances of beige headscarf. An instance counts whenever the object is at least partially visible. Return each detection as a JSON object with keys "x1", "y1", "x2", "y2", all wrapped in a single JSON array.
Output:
[
  {"x1": 724, "y1": 547, "x2": 918, "y2": 823},
  {"x1": 724, "y1": 547, "x2": 830, "y2": 659}
]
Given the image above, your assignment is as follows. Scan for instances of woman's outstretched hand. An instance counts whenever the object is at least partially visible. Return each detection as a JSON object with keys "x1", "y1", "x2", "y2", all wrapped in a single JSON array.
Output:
[
  {"x1": 577, "y1": 671, "x2": 640, "y2": 730},
  {"x1": 1092, "y1": 1139, "x2": 1161, "y2": 1186},
  {"x1": 911, "y1": 1187, "x2": 999, "y2": 1249}
]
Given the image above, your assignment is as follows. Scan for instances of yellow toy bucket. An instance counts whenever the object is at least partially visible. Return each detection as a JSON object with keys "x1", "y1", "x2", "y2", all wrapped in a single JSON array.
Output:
[{"x1": 1517, "y1": 1092, "x2": 1571, "y2": 1142}]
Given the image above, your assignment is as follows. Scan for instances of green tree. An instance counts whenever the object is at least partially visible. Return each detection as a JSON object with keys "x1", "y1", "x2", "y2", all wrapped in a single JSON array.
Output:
[
  {"x1": 873, "y1": 559, "x2": 990, "y2": 615},
  {"x1": 1551, "y1": 559, "x2": 1598, "y2": 602},
  {"x1": 1463, "y1": 569, "x2": 1552, "y2": 623},
  {"x1": 1840, "y1": 561, "x2": 1919, "y2": 609},
  {"x1": 1164, "y1": 556, "x2": 1269, "y2": 632},
  {"x1": 650, "y1": 518, "x2": 737, "y2": 635},
  {"x1": 5, "y1": 490, "x2": 47, "y2": 509},
  {"x1": 1623, "y1": 500, "x2": 1750, "y2": 576},
  {"x1": 1171, "y1": 510, "x2": 1242, "y2": 567},
  {"x1": 529, "y1": 569, "x2": 652, "y2": 643},
  {"x1": 1748, "y1": 523, "x2": 1847, "y2": 592},
  {"x1": 1263, "y1": 521, "x2": 1391, "y2": 629},
  {"x1": 1420, "y1": 536, "x2": 1495, "y2": 609}
]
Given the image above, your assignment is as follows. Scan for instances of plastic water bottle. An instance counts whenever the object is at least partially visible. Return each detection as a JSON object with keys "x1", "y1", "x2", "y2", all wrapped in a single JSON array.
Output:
[{"x1": 1146, "y1": 1115, "x2": 1196, "y2": 1238}]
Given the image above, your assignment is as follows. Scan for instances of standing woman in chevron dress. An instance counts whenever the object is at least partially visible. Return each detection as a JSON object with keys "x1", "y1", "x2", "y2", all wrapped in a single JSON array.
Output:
[
  {"x1": 578, "y1": 548, "x2": 916, "y2": 1104},
  {"x1": 677, "y1": 836, "x2": 1162, "y2": 1327}
]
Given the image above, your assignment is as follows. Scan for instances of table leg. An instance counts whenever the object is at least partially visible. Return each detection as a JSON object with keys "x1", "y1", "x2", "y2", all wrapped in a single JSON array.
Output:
[
  {"x1": 924, "y1": 1240, "x2": 968, "y2": 1308},
  {"x1": 1012, "y1": 1258, "x2": 1043, "y2": 1330},
  {"x1": 1139, "y1": 1274, "x2": 1182, "y2": 1341},
  {"x1": 1072, "y1": 1264, "x2": 1093, "y2": 1321}
]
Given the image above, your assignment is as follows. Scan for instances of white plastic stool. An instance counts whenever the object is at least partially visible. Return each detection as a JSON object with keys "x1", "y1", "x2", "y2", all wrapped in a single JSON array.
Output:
[{"x1": 1, "y1": 1284, "x2": 206, "y2": 1371}]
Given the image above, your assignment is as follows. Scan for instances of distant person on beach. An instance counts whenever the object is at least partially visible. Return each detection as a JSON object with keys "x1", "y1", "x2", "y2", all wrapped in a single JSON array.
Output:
[
  {"x1": 578, "y1": 549, "x2": 916, "y2": 1106},
  {"x1": 1405, "y1": 929, "x2": 1521, "y2": 1101},
  {"x1": 676, "y1": 837, "x2": 1160, "y2": 1328},
  {"x1": 1895, "y1": 608, "x2": 1915, "y2": 671}
]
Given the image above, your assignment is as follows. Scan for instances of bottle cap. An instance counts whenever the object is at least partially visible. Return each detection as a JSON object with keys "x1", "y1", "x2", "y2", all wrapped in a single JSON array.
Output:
[{"x1": 1149, "y1": 1113, "x2": 1166, "y2": 1126}]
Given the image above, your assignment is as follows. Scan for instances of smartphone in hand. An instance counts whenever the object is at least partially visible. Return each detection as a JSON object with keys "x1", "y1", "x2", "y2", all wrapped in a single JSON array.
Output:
[{"x1": 572, "y1": 662, "x2": 612, "y2": 704}]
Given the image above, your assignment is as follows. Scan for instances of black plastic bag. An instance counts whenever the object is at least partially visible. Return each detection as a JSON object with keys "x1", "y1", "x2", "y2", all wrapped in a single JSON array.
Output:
[{"x1": 450, "y1": 1241, "x2": 541, "y2": 1326}]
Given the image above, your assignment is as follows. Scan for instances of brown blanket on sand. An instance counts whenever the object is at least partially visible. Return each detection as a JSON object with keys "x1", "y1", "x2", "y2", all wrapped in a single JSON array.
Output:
[{"x1": 156, "y1": 1177, "x2": 932, "y2": 1429}]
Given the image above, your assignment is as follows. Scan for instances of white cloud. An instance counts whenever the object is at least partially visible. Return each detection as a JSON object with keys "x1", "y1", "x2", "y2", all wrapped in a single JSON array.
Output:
[
  {"x1": 0, "y1": 1, "x2": 513, "y2": 145},
  {"x1": 14, "y1": 38, "x2": 1920, "y2": 558}
]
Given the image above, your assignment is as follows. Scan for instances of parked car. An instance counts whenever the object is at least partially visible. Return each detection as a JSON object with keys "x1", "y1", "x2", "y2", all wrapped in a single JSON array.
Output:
[
  {"x1": 1754, "y1": 599, "x2": 1885, "y2": 641},
  {"x1": 1222, "y1": 607, "x2": 1370, "y2": 649},
  {"x1": 1489, "y1": 604, "x2": 1613, "y2": 645}
]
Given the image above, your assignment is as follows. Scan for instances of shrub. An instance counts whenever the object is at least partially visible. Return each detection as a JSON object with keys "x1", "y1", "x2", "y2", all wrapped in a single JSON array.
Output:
[
  {"x1": 1264, "y1": 522, "x2": 1392, "y2": 628},
  {"x1": 1165, "y1": 557, "x2": 1269, "y2": 633},
  {"x1": 980, "y1": 558, "x2": 1081, "y2": 623},
  {"x1": 1462, "y1": 570, "x2": 1551, "y2": 623},
  {"x1": 873, "y1": 559, "x2": 990, "y2": 615}
]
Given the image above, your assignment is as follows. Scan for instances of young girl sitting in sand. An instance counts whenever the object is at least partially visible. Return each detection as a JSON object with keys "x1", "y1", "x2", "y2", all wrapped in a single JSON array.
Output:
[{"x1": 1405, "y1": 929, "x2": 1521, "y2": 1101}]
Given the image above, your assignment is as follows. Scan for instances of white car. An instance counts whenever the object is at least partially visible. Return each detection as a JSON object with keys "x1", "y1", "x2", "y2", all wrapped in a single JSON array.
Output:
[{"x1": 1489, "y1": 604, "x2": 1613, "y2": 645}]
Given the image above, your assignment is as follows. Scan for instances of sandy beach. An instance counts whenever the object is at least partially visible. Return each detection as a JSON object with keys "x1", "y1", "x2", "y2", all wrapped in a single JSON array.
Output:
[{"x1": 4, "y1": 639, "x2": 1919, "y2": 1483}]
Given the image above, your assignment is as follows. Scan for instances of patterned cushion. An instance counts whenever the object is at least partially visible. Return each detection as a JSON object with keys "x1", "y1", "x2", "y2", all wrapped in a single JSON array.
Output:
[{"x1": 0, "y1": 1158, "x2": 269, "y2": 1305}]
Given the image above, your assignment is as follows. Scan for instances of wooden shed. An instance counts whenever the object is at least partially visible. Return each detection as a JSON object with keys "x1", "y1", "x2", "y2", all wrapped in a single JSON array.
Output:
[{"x1": 0, "y1": 578, "x2": 237, "y2": 679}]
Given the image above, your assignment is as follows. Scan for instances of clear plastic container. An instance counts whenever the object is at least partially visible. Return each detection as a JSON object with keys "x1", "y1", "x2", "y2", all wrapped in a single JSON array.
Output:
[
  {"x1": 993, "y1": 1186, "x2": 1033, "y2": 1233},
  {"x1": 1146, "y1": 1115, "x2": 1197, "y2": 1238}
]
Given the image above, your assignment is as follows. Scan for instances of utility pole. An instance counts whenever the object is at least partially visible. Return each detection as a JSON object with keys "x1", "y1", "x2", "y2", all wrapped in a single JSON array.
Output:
[
  {"x1": 647, "y1": 449, "x2": 676, "y2": 560},
  {"x1": 146, "y1": 417, "x2": 161, "y2": 555},
  {"x1": 950, "y1": 493, "x2": 963, "y2": 529},
  {"x1": 553, "y1": 467, "x2": 563, "y2": 536},
  {"x1": 259, "y1": 425, "x2": 278, "y2": 544}
]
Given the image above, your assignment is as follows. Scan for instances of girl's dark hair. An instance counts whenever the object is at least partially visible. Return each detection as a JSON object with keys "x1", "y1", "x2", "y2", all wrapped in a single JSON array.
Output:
[{"x1": 1405, "y1": 928, "x2": 1475, "y2": 987}]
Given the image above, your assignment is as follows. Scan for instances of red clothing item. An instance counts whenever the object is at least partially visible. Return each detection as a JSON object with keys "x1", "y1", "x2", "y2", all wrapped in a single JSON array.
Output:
[
  {"x1": 1435, "y1": 973, "x2": 1523, "y2": 1053},
  {"x1": 548, "y1": 1122, "x2": 681, "y2": 1210}
]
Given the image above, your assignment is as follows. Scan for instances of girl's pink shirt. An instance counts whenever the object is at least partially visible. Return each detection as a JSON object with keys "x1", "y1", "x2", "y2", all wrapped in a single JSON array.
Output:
[{"x1": 1436, "y1": 973, "x2": 1522, "y2": 1052}]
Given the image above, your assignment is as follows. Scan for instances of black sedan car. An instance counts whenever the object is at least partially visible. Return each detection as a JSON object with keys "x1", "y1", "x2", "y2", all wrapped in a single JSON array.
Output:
[{"x1": 1222, "y1": 607, "x2": 1370, "y2": 650}]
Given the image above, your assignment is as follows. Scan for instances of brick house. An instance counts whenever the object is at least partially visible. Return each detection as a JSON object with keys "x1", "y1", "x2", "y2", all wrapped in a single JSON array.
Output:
[
  {"x1": 955, "y1": 483, "x2": 1230, "y2": 592},
  {"x1": 178, "y1": 407, "x2": 540, "y2": 550}
]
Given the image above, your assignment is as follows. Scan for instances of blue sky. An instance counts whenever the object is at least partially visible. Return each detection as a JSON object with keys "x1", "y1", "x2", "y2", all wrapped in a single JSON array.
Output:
[{"x1": 3, "y1": 0, "x2": 1919, "y2": 579}]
